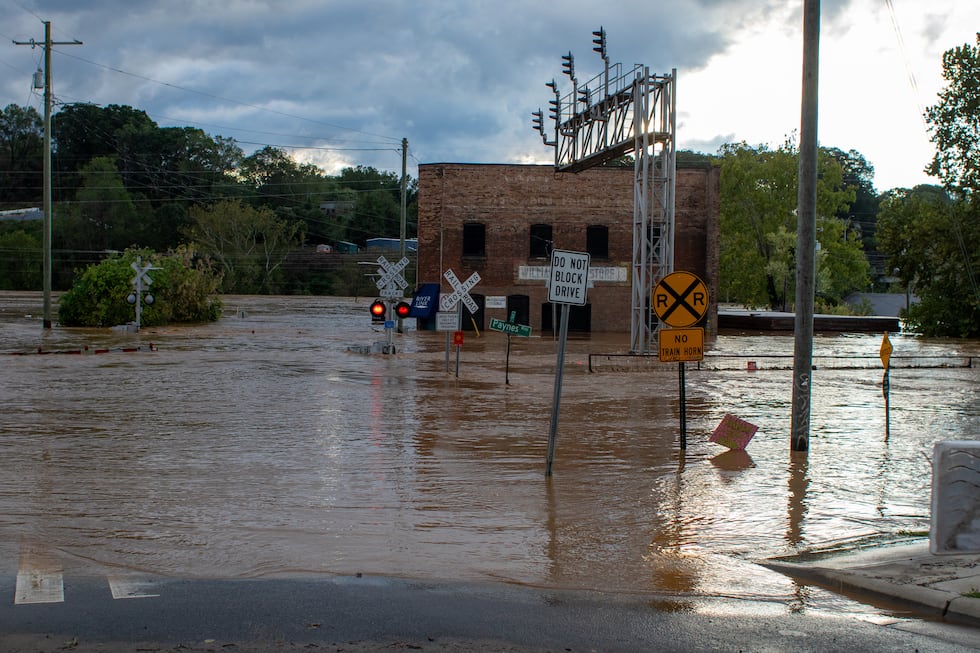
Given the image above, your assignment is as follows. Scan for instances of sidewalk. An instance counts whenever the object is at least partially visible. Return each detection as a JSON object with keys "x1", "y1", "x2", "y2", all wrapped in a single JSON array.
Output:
[{"x1": 764, "y1": 540, "x2": 980, "y2": 627}]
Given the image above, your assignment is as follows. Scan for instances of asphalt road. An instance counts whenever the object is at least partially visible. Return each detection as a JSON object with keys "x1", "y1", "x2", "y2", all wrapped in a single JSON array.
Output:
[{"x1": 2, "y1": 574, "x2": 978, "y2": 652}]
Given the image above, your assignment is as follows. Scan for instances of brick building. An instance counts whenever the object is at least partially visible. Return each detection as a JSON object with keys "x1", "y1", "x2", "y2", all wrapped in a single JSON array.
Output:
[{"x1": 416, "y1": 163, "x2": 720, "y2": 334}]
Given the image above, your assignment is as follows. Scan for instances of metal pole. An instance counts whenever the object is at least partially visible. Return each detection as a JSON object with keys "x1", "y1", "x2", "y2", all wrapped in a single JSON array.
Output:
[
  {"x1": 678, "y1": 362, "x2": 687, "y2": 449},
  {"x1": 398, "y1": 138, "x2": 407, "y2": 334},
  {"x1": 791, "y1": 0, "x2": 820, "y2": 453},
  {"x1": 42, "y1": 21, "x2": 52, "y2": 330},
  {"x1": 134, "y1": 256, "x2": 142, "y2": 331},
  {"x1": 546, "y1": 304, "x2": 570, "y2": 476},
  {"x1": 505, "y1": 334, "x2": 512, "y2": 385}
]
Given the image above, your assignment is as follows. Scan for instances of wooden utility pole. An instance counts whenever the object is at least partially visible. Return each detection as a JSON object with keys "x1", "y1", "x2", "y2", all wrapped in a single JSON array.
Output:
[
  {"x1": 791, "y1": 0, "x2": 820, "y2": 452},
  {"x1": 14, "y1": 21, "x2": 82, "y2": 329}
]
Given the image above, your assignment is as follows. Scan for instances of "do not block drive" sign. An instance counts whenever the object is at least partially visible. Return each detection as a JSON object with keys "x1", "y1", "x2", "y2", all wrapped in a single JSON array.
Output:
[{"x1": 548, "y1": 249, "x2": 590, "y2": 306}]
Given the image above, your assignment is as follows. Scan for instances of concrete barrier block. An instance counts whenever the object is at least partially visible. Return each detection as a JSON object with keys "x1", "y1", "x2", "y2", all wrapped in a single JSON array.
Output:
[{"x1": 931, "y1": 441, "x2": 980, "y2": 555}]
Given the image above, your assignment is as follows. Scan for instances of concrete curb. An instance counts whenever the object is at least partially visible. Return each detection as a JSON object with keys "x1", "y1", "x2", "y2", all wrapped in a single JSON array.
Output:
[{"x1": 763, "y1": 547, "x2": 980, "y2": 628}]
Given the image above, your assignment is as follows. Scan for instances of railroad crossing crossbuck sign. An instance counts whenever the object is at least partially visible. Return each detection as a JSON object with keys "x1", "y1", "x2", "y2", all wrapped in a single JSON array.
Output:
[
  {"x1": 440, "y1": 269, "x2": 480, "y2": 314},
  {"x1": 375, "y1": 256, "x2": 410, "y2": 298},
  {"x1": 653, "y1": 271, "x2": 709, "y2": 328}
]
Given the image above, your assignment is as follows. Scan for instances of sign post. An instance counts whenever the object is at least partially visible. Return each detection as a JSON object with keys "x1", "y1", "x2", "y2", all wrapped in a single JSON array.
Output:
[
  {"x1": 127, "y1": 256, "x2": 159, "y2": 332},
  {"x1": 880, "y1": 332, "x2": 893, "y2": 439},
  {"x1": 375, "y1": 255, "x2": 410, "y2": 353},
  {"x1": 654, "y1": 271, "x2": 709, "y2": 449},
  {"x1": 545, "y1": 249, "x2": 590, "y2": 476},
  {"x1": 440, "y1": 269, "x2": 480, "y2": 377},
  {"x1": 489, "y1": 311, "x2": 531, "y2": 385}
]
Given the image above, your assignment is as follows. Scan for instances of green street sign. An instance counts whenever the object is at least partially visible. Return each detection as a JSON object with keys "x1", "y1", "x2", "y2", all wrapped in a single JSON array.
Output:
[{"x1": 489, "y1": 317, "x2": 531, "y2": 337}]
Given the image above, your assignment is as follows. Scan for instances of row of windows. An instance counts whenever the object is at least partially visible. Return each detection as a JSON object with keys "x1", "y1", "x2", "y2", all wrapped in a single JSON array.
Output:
[{"x1": 462, "y1": 223, "x2": 609, "y2": 259}]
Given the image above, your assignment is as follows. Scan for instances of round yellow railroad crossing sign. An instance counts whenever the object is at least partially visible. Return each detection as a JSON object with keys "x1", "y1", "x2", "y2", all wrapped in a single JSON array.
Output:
[{"x1": 653, "y1": 271, "x2": 709, "y2": 328}]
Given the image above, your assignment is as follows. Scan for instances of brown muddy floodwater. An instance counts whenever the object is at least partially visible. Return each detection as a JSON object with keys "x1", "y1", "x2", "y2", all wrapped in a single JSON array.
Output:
[{"x1": 1, "y1": 292, "x2": 977, "y2": 616}]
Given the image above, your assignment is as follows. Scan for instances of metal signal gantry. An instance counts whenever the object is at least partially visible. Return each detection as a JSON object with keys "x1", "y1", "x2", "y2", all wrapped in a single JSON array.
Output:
[{"x1": 532, "y1": 27, "x2": 677, "y2": 354}]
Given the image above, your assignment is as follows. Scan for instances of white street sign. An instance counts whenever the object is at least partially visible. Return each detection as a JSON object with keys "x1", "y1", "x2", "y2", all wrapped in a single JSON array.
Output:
[
  {"x1": 548, "y1": 249, "x2": 590, "y2": 306},
  {"x1": 131, "y1": 260, "x2": 153, "y2": 287},
  {"x1": 440, "y1": 269, "x2": 480, "y2": 313},
  {"x1": 375, "y1": 256, "x2": 410, "y2": 291},
  {"x1": 435, "y1": 311, "x2": 459, "y2": 331}
]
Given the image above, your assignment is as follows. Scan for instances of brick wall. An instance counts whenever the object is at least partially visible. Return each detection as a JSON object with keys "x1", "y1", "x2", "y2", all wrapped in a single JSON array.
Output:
[{"x1": 417, "y1": 163, "x2": 719, "y2": 333}]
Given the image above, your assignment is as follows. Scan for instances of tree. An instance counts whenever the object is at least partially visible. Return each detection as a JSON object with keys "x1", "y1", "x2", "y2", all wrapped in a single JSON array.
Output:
[
  {"x1": 877, "y1": 186, "x2": 979, "y2": 337},
  {"x1": 0, "y1": 228, "x2": 41, "y2": 289},
  {"x1": 718, "y1": 141, "x2": 868, "y2": 309},
  {"x1": 185, "y1": 199, "x2": 303, "y2": 293},
  {"x1": 926, "y1": 33, "x2": 980, "y2": 194},
  {"x1": 0, "y1": 104, "x2": 43, "y2": 208},
  {"x1": 57, "y1": 247, "x2": 222, "y2": 327}
]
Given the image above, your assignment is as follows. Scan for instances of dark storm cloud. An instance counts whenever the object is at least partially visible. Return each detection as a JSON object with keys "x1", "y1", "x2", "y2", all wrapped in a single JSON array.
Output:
[{"x1": 3, "y1": 0, "x2": 857, "y2": 173}]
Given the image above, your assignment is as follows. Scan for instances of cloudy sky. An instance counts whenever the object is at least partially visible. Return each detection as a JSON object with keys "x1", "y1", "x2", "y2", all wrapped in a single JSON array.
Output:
[{"x1": 2, "y1": 0, "x2": 977, "y2": 192}]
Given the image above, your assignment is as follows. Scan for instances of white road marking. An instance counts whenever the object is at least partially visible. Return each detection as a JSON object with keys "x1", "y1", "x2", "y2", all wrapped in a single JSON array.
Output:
[
  {"x1": 15, "y1": 543, "x2": 64, "y2": 604},
  {"x1": 107, "y1": 575, "x2": 160, "y2": 599}
]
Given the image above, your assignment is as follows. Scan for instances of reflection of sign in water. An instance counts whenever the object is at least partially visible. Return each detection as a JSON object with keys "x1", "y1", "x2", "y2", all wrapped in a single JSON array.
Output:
[{"x1": 709, "y1": 414, "x2": 758, "y2": 450}]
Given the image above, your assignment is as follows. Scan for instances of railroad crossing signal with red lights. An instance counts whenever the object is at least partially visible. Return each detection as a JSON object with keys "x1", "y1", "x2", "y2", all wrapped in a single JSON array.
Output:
[{"x1": 370, "y1": 299, "x2": 411, "y2": 323}]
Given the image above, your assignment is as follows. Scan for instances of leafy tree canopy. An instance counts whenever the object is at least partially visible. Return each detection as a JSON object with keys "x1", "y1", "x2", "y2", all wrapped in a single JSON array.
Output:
[
  {"x1": 926, "y1": 33, "x2": 980, "y2": 194},
  {"x1": 57, "y1": 246, "x2": 222, "y2": 327},
  {"x1": 718, "y1": 140, "x2": 868, "y2": 310},
  {"x1": 876, "y1": 186, "x2": 979, "y2": 337}
]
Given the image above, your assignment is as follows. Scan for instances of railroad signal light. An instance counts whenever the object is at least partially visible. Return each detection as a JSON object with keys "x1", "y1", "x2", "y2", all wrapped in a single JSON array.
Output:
[
  {"x1": 531, "y1": 109, "x2": 544, "y2": 133},
  {"x1": 394, "y1": 301, "x2": 411, "y2": 319},
  {"x1": 592, "y1": 27, "x2": 607, "y2": 59},
  {"x1": 548, "y1": 97, "x2": 560, "y2": 122},
  {"x1": 561, "y1": 51, "x2": 575, "y2": 80},
  {"x1": 370, "y1": 299, "x2": 386, "y2": 322},
  {"x1": 578, "y1": 85, "x2": 590, "y2": 106}
]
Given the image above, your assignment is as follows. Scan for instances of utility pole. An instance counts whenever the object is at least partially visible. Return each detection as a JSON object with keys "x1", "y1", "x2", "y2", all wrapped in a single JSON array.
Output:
[
  {"x1": 398, "y1": 137, "x2": 408, "y2": 333},
  {"x1": 791, "y1": 0, "x2": 820, "y2": 452},
  {"x1": 14, "y1": 21, "x2": 82, "y2": 330}
]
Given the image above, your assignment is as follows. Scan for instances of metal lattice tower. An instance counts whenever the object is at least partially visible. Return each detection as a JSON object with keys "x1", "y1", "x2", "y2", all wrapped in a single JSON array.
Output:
[{"x1": 534, "y1": 30, "x2": 676, "y2": 353}]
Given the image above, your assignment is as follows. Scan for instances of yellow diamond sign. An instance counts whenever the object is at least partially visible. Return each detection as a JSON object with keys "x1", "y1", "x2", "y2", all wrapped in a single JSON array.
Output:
[{"x1": 879, "y1": 332, "x2": 893, "y2": 369}]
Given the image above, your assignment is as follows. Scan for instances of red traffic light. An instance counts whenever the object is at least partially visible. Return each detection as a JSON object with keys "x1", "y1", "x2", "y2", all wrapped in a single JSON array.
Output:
[
  {"x1": 370, "y1": 299, "x2": 386, "y2": 321},
  {"x1": 394, "y1": 301, "x2": 411, "y2": 319}
]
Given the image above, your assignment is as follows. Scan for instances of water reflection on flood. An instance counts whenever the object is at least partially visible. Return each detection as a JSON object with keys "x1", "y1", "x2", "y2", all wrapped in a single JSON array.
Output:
[{"x1": 1, "y1": 293, "x2": 978, "y2": 612}]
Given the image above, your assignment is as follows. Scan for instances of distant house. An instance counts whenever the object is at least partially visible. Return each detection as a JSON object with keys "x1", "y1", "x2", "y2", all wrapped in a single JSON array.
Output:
[
  {"x1": 366, "y1": 238, "x2": 418, "y2": 252},
  {"x1": 334, "y1": 241, "x2": 360, "y2": 254}
]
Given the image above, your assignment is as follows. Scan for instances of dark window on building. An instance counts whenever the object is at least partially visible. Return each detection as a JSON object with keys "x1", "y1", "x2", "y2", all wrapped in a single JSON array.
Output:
[
  {"x1": 586, "y1": 225, "x2": 609, "y2": 259},
  {"x1": 529, "y1": 223, "x2": 552, "y2": 258},
  {"x1": 462, "y1": 222, "x2": 486, "y2": 257}
]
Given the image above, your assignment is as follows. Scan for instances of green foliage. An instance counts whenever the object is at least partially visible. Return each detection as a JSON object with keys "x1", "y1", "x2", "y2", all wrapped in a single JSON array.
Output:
[
  {"x1": 0, "y1": 228, "x2": 42, "y2": 289},
  {"x1": 186, "y1": 199, "x2": 302, "y2": 293},
  {"x1": 0, "y1": 104, "x2": 43, "y2": 208},
  {"x1": 926, "y1": 33, "x2": 980, "y2": 194},
  {"x1": 718, "y1": 141, "x2": 868, "y2": 309},
  {"x1": 58, "y1": 247, "x2": 222, "y2": 327},
  {"x1": 877, "y1": 186, "x2": 979, "y2": 337}
]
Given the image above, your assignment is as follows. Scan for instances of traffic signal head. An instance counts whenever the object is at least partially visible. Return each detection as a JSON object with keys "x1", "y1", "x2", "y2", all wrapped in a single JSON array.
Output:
[
  {"x1": 370, "y1": 299, "x2": 386, "y2": 322},
  {"x1": 394, "y1": 301, "x2": 411, "y2": 319},
  {"x1": 561, "y1": 51, "x2": 575, "y2": 80},
  {"x1": 592, "y1": 27, "x2": 607, "y2": 59}
]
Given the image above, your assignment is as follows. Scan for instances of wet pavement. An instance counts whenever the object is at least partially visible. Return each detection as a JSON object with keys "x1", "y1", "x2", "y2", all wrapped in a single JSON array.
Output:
[{"x1": 1, "y1": 291, "x2": 978, "y2": 643}]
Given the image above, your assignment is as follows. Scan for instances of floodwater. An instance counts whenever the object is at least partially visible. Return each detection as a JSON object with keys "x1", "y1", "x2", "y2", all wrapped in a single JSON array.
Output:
[{"x1": 1, "y1": 292, "x2": 977, "y2": 616}]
